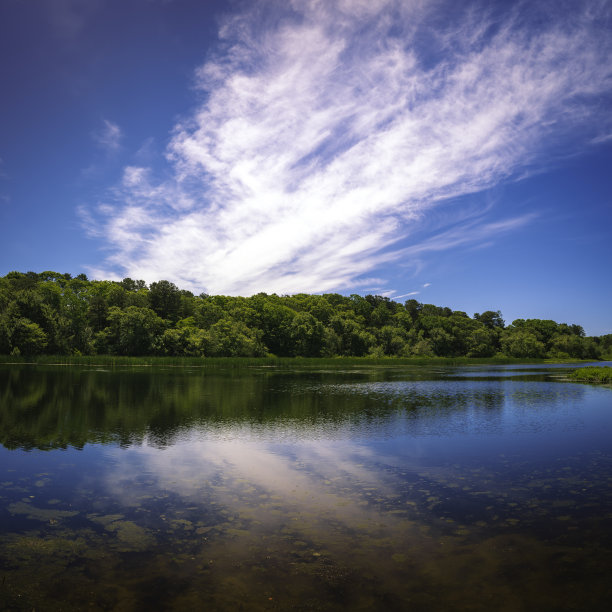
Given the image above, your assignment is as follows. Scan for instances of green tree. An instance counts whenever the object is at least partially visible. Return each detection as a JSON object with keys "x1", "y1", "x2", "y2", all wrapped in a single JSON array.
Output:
[
  {"x1": 288, "y1": 312, "x2": 325, "y2": 356},
  {"x1": 120, "y1": 278, "x2": 147, "y2": 292},
  {"x1": 411, "y1": 336, "x2": 434, "y2": 356},
  {"x1": 501, "y1": 329, "x2": 546, "y2": 358},
  {"x1": 87, "y1": 293, "x2": 109, "y2": 332},
  {"x1": 195, "y1": 298, "x2": 225, "y2": 328},
  {"x1": 404, "y1": 299, "x2": 422, "y2": 321},
  {"x1": 474, "y1": 310, "x2": 504, "y2": 329},
  {"x1": 375, "y1": 325, "x2": 408, "y2": 356},
  {"x1": 161, "y1": 326, "x2": 207, "y2": 357},
  {"x1": 149, "y1": 280, "x2": 181, "y2": 321},
  {"x1": 250, "y1": 297, "x2": 295, "y2": 356},
  {"x1": 0, "y1": 270, "x2": 605, "y2": 361},
  {"x1": 466, "y1": 328, "x2": 498, "y2": 357},
  {"x1": 328, "y1": 313, "x2": 374, "y2": 356},
  {"x1": 206, "y1": 318, "x2": 265, "y2": 357},
  {"x1": 97, "y1": 306, "x2": 164, "y2": 355},
  {"x1": 9, "y1": 318, "x2": 48, "y2": 355}
]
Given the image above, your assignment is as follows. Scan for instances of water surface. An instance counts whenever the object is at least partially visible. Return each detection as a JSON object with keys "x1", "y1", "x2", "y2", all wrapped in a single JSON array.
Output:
[{"x1": 1, "y1": 363, "x2": 611, "y2": 610}]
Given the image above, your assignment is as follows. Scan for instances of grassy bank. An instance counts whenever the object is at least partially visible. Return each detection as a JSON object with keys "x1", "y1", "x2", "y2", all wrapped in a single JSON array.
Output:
[
  {"x1": 0, "y1": 354, "x2": 582, "y2": 369},
  {"x1": 569, "y1": 366, "x2": 612, "y2": 384}
]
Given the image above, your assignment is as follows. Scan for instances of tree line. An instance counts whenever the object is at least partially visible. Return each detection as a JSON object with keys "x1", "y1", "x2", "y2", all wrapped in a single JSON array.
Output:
[{"x1": 0, "y1": 271, "x2": 610, "y2": 359}]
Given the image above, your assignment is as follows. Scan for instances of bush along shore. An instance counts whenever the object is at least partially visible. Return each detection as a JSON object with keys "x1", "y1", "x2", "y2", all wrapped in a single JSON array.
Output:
[
  {"x1": 570, "y1": 366, "x2": 612, "y2": 384},
  {"x1": 1, "y1": 271, "x2": 610, "y2": 360}
]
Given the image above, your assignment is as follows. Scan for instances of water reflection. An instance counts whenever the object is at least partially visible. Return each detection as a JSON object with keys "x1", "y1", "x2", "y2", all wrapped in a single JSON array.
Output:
[
  {"x1": 0, "y1": 364, "x2": 590, "y2": 450},
  {"x1": 1, "y1": 364, "x2": 611, "y2": 610}
]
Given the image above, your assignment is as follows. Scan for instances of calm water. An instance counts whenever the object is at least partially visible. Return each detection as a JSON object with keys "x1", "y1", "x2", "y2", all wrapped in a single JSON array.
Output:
[{"x1": 1, "y1": 363, "x2": 611, "y2": 611}]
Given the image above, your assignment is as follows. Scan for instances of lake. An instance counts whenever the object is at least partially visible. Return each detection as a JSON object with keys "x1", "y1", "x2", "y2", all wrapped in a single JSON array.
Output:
[{"x1": 1, "y1": 362, "x2": 611, "y2": 610}]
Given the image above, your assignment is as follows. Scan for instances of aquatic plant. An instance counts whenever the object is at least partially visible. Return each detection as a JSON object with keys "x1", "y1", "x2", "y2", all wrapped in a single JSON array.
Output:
[{"x1": 569, "y1": 366, "x2": 612, "y2": 384}]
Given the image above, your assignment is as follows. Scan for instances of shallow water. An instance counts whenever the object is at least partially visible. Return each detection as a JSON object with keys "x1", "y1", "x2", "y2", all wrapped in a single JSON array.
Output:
[{"x1": 1, "y1": 363, "x2": 611, "y2": 610}]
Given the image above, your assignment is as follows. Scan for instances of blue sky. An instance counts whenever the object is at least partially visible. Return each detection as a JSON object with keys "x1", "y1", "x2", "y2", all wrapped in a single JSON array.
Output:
[{"x1": 1, "y1": 0, "x2": 611, "y2": 335}]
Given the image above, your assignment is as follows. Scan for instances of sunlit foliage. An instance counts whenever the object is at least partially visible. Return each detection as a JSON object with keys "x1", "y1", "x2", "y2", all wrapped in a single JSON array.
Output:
[{"x1": 0, "y1": 271, "x2": 606, "y2": 359}]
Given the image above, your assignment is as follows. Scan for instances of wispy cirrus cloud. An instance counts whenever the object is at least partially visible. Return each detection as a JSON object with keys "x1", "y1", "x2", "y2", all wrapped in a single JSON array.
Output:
[
  {"x1": 85, "y1": 0, "x2": 612, "y2": 294},
  {"x1": 92, "y1": 119, "x2": 122, "y2": 152}
]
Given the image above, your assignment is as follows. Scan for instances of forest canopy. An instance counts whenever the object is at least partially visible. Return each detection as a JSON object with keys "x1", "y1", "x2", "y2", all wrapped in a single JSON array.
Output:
[{"x1": 0, "y1": 271, "x2": 610, "y2": 360}]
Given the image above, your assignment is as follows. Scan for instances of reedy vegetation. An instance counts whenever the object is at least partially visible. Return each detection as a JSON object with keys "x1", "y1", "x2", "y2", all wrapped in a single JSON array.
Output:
[
  {"x1": 0, "y1": 271, "x2": 609, "y2": 360},
  {"x1": 569, "y1": 366, "x2": 612, "y2": 384}
]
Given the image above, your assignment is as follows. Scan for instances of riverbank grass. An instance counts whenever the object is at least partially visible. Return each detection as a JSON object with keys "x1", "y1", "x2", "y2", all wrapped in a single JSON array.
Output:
[
  {"x1": 0, "y1": 354, "x2": 550, "y2": 368},
  {"x1": 570, "y1": 366, "x2": 612, "y2": 384}
]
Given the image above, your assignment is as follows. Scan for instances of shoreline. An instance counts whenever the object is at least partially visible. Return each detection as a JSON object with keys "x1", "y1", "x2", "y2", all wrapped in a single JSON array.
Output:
[{"x1": 0, "y1": 354, "x2": 604, "y2": 369}]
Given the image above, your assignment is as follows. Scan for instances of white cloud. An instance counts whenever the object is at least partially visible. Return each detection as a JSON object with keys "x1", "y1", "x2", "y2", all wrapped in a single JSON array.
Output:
[
  {"x1": 92, "y1": 119, "x2": 122, "y2": 152},
  {"x1": 103, "y1": 433, "x2": 412, "y2": 532},
  {"x1": 393, "y1": 292, "x2": 420, "y2": 299},
  {"x1": 86, "y1": 0, "x2": 612, "y2": 293},
  {"x1": 396, "y1": 213, "x2": 538, "y2": 258},
  {"x1": 591, "y1": 132, "x2": 612, "y2": 145}
]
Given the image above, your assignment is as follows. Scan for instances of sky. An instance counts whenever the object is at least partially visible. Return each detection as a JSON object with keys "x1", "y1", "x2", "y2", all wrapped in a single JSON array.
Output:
[{"x1": 1, "y1": 0, "x2": 611, "y2": 335}]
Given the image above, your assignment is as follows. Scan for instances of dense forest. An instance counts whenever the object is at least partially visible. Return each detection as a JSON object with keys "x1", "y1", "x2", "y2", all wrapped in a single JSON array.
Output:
[{"x1": 0, "y1": 271, "x2": 610, "y2": 360}]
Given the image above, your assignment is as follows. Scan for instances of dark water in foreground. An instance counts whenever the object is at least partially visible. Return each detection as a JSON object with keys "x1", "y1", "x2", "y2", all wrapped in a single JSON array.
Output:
[{"x1": 0, "y1": 363, "x2": 611, "y2": 611}]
